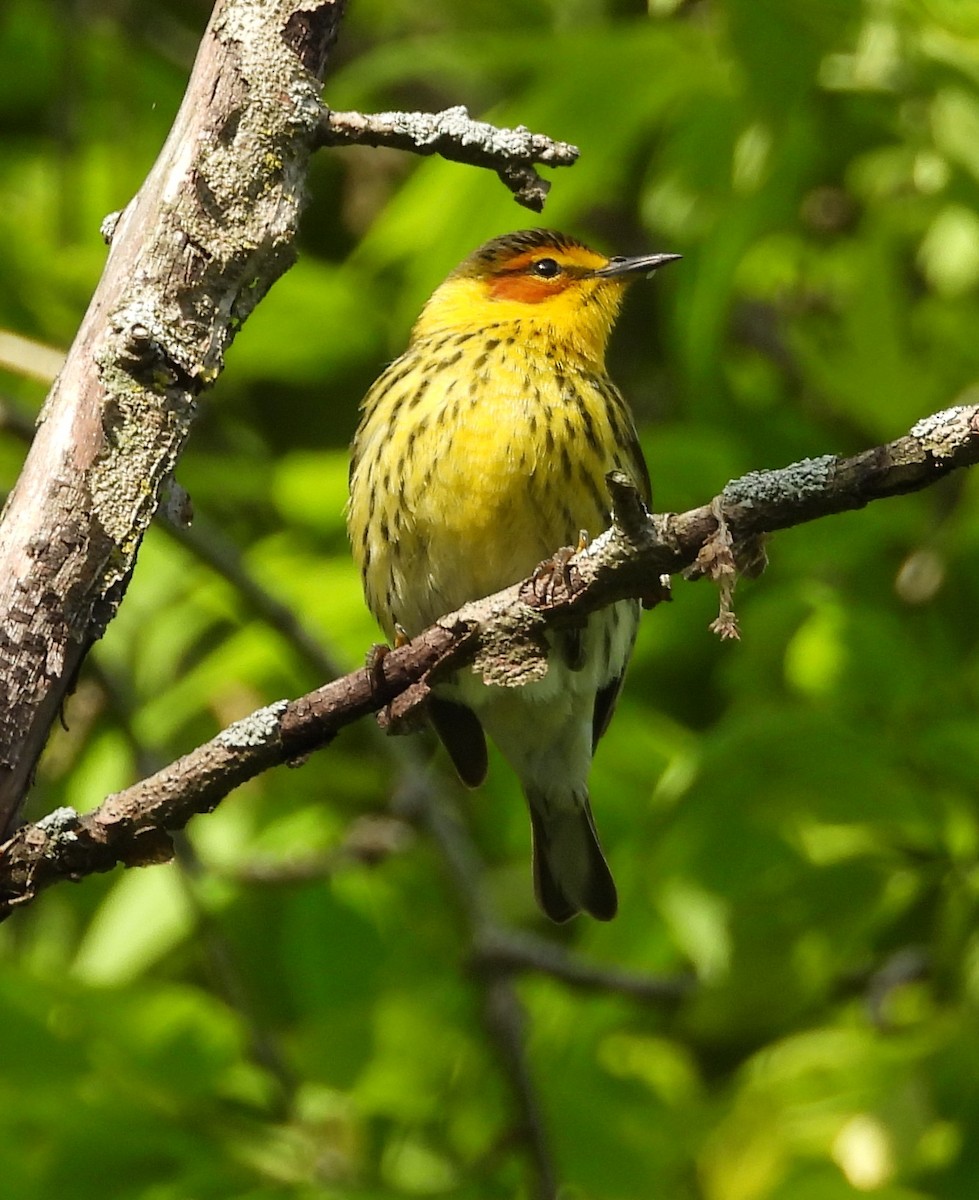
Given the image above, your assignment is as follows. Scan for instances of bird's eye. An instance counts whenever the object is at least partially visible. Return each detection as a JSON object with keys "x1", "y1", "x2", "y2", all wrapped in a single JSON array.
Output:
[{"x1": 530, "y1": 257, "x2": 561, "y2": 278}]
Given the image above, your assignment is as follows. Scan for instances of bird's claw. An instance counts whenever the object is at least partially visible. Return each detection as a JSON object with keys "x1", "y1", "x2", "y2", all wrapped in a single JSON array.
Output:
[{"x1": 531, "y1": 539, "x2": 583, "y2": 605}]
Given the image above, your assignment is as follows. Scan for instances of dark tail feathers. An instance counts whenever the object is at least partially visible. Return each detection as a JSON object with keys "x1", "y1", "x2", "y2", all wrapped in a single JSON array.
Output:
[{"x1": 528, "y1": 793, "x2": 617, "y2": 923}]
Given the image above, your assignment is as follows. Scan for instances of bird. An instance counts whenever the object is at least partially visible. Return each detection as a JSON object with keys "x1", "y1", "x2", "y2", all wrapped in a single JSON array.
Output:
[{"x1": 348, "y1": 229, "x2": 679, "y2": 922}]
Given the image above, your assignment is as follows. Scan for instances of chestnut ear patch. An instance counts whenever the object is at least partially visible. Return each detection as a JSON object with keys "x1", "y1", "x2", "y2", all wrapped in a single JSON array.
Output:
[{"x1": 487, "y1": 273, "x2": 576, "y2": 303}]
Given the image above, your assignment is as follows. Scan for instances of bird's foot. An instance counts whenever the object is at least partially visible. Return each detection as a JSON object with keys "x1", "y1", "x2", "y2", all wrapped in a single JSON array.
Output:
[{"x1": 531, "y1": 531, "x2": 588, "y2": 605}]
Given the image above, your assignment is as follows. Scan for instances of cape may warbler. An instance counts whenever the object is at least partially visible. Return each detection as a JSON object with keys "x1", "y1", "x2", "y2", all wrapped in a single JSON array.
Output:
[{"x1": 348, "y1": 229, "x2": 678, "y2": 921}]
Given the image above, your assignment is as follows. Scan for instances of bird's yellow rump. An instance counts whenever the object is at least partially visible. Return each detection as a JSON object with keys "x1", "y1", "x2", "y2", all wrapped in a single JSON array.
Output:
[{"x1": 348, "y1": 229, "x2": 678, "y2": 921}]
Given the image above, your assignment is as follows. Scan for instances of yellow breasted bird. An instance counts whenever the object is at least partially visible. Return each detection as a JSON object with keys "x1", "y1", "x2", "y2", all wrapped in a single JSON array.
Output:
[{"x1": 348, "y1": 229, "x2": 678, "y2": 921}]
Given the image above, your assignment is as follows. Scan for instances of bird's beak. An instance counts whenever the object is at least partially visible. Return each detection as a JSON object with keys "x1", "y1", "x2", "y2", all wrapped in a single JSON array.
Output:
[{"x1": 592, "y1": 252, "x2": 682, "y2": 278}]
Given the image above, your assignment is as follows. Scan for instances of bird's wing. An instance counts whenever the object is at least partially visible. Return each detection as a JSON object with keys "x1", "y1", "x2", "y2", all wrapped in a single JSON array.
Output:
[
  {"x1": 592, "y1": 671, "x2": 626, "y2": 751},
  {"x1": 429, "y1": 696, "x2": 489, "y2": 788}
]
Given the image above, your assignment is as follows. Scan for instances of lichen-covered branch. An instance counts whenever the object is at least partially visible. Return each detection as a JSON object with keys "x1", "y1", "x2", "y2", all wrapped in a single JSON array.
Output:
[
  {"x1": 317, "y1": 105, "x2": 579, "y2": 211},
  {"x1": 2, "y1": 402, "x2": 977, "y2": 917}
]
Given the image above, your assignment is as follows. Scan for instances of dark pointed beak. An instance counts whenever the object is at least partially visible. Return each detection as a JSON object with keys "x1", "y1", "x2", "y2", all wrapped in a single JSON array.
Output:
[{"x1": 592, "y1": 252, "x2": 682, "y2": 278}]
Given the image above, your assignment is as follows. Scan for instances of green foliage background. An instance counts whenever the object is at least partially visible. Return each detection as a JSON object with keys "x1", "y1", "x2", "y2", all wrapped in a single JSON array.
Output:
[{"x1": 3, "y1": 0, "x2": 979, "y2": 1196}]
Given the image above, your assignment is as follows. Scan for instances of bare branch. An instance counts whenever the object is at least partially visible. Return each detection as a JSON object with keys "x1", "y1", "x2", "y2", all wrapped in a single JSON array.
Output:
[
  {"x1": 0, "y1": 331, "x2": 65, "y2": 384},
  {"x1": 317, "y1": 105, "x2": 579, "y2": 212},
  {"x1": 473, "y1": 929, "x2": 694, "y2": 1004},
  {"x1": 226, "y1": 814, "x2": 416, "y2": 883},
  {"x1": 2, "y1": 402, "x2": 978, "y2": 915}
]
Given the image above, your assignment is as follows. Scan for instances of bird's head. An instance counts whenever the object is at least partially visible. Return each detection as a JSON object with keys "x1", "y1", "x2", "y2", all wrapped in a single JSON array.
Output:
[{"x1": 410, "y1": 229, "x2": 679, "y2": 365}]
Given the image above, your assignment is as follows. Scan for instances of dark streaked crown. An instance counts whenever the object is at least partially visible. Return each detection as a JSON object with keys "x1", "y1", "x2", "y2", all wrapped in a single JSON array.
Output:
[{"x1": 452, "y1": 229, "x2": 590, "y2": 277}]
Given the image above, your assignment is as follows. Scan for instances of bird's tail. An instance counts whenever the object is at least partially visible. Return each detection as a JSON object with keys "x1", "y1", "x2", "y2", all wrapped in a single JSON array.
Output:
[{"x1": 526, "y1": 788, "x2": 617, "y2": 922}]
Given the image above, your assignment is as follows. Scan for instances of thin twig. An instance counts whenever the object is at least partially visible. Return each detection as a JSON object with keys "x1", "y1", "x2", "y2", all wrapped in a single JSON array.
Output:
[
  {"x1": 392, "y1": 764, "x2": 561, "y2": 1195},
  {"x1": 0, "y1": 331, "x2": 65, "y2": 384},
  {"x1": 317, "y1": 105, "x2": 579, "y2": 212},
  {"x1": 474, "y1": 929, "x2": 694, "y2": 1004},
  {"x1": 481, "y1": 976, "x2": 558, "y2": 1200},
  {"x1": 227, "y1": 814, "x2": 415, "y2": 883}
]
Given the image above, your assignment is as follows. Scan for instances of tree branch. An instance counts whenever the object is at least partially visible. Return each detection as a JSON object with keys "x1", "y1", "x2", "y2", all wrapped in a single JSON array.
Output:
[
  {"x1": 0, "y1": 0, "x2": 350, "y2": 835},
  {"x1": 316, "y1": 105, "x2": 579, "y2": 212},
  {"x1": 472, "y1": 929, "x2": 694, "y2": 1004},
  {"x1": 2, "y1": 402, "x2": 977, "y2": 916}
]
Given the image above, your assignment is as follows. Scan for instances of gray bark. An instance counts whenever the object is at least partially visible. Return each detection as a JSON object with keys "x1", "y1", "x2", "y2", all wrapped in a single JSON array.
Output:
[{"x1": 0, "y1": 0, "x2": 348, "y2": 832}]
